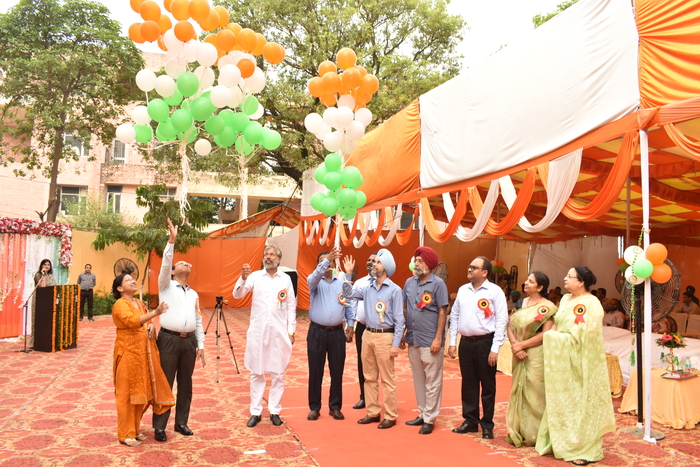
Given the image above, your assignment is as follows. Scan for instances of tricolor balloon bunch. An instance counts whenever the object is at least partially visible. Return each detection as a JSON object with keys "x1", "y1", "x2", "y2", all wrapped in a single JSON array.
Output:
[
  {"x1": 310, "y1": 153, "x2": 366, "y2": 220},
  {"x1": 491, "y1": 260, "x2": 506, "y2": 274},
  {"x1": 115, "y1": 0, "x2": 285, "y2": 157},
  {"x1": 619, "y1": 243, "x2": 671, "y2": 284}
]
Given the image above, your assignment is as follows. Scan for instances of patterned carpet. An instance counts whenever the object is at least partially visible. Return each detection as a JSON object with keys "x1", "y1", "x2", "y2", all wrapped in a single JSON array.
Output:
[{"x1": 0, "y1": 308, "x2": 699, "y2": 466}]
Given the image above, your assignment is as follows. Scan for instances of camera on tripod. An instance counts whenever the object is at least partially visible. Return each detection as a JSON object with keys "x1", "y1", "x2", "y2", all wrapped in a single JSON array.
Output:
[{"x1": 216, "y1": 295, "x2": 228, "y2": 305}]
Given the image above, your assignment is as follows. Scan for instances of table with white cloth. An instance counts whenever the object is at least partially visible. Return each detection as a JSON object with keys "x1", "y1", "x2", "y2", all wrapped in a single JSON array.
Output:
[{"x1": 619, "y1": 367, "x2": 700, "y2": 429}]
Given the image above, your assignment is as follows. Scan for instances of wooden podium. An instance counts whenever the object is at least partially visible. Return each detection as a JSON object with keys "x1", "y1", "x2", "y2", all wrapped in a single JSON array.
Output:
[{"x1": 34, "y1": 285, "x2": 79, "y2": 352}]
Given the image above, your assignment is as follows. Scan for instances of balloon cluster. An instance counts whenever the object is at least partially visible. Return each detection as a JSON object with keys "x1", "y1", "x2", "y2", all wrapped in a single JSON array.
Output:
[
  {"x1": 619, "y1": 243, "x2": 671, "y2": 284},
  {"x1": 491, "y1": 260, "x2": 507, "y2": 274},
  {"x1": 309, "y1": 153, "x2": 365, "y2": 219},
  {"x1": 116, "y1": 0, "x2": 285, "y2": 156}
]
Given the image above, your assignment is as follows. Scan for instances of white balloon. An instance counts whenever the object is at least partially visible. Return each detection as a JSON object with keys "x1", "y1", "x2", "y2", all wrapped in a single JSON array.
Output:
[
  {"x1": 116, "y1": 123, "x2": 136, "y2": 144},
  {"x1": 154, "y1": 75, "x2": 176, "y2": 97},
  {"x1": 229, "y1": 50, "x2": 244, "y2": 64},
  {"x1": 342, "y1": 138, "x2": 356, "y2": 154},
  {"x1": 338, "y1": 94, "x2": 356, "y2": 109},
  {"x1": 194, "y1": 139, "x2": 212, "y2": 156},
  {"x1": 227, "y1": 86, "x2": 243, "y2": 107},
  {"x1": 242, "y1": 67, "x2": 266, "y2": 93},
  {"x1": 210, "y1": 85, "x2": 232, "y2": 108},
  {"x1": 194, "y1": 66, "x2": 216, "y2": 89},
  {"x1": 163, "y1": 29, "x2": 184, "y2": 55},
  {"x1": 304, "y1": 113, "x2": 324, "y2": 134},
  {"x1": 132, "y1": 105, "x2": 151, "y2": 125},
  {"x1": 354, "y1": 107, "x2": 373, "y2": 127},
  {"x1": 184, "y1": 40, "x2": 200, "y2": 63},
  {"x1": 334, "y1": 106, "x2": 354, "y2": 130},
  {"x1": 196, "y1": 42, "x2": 218, "y2": 67},
  {"x1": 625, "y1": 266, "x2": 645, "y2": 285},
  {"x1": 316, "y1": 123, "x2": 331, "y2": 139},
  {"x1": 345, "y1": 120, "x2": 365, "y2": 141},
  {"x1": 217, "y1": 54, "x2": 236, "y2": 69},
  {"x1": 165, "y1": 59, "x2": 185, "y2": 79},
  {"x1": 135, "y1": 69, "x2": 157, "y2": 92},
  {"x1": 323, "y1": 131, "x2": 343, "y2": 152},
  {"x1": 249, "y1": 105, "x2": 264, "y2": 120},
  {"x1": 323, "y1": 107, "x2": 339, "y2": 129},
  {"x1": 218, "y1": 64, "x2": 241, "y2": 87},
  {"x1": 623, "y1": 246, "x2": 645, "y2": 266}
]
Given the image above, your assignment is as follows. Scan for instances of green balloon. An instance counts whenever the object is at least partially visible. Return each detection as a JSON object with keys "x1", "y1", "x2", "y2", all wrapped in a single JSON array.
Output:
[
  {"x1": 156, "y1": 121, "x2": 176, "y2": 141},
  {"x1": 235, "y1": 135, "x2": 255, "y2": 155},
  {"x1": 218, "y1": 127, "x2": 236, "y2": 148},
  {"x1": 320, "y1": 197, "x2": 338, "y2": 217},
  {"x1": 261, "y1": 129, "x2": 281, "y2": 150},
  {"x1": 324, "y1": 152, "x2": 342, "y2": 172},
  {"x1": 218, "y1": 109, "x2": 235, "y2": 126},
  {"x1": 310, "y1": 192, "x2": 326, "y2": 211},
  {"x1": 326, "y1": 189, "x2": 338, "y2": 199},
  {"x1": 180, "y1": 99, "x2": 191, "y2": 112},
  {"x1": 633, "y1": 258, "x2": 654, "y2": 279},
  {"x1": 314, "y1": 165, "x2": 328, "y2": 184},
  {"x1": 337, "y1": 188, "x2": 357, "y2": 207},
  {"x1": 178, "y1": 125, "x2": 197, "y2": 143},
  {"x1": 171, "y1": 109, "x2": 193, "y2": 132},
  {"x1": 341, "y1": 207, "x2": 357, "y2": 220},
  {"x1": 205, "y1": 115, "x2": 225, "y2": 136},
  {"x1": 231, "y1": 112, "x2": 250, "y2": 133},
  {"x1": 177, "y1": 72, "x2": 199, "y2": 97},
  {"x1": 341, "y1": 166, "x2": 363, "y2": 189},
  {"x1": 352, "y1": 190, "x2": 367, "y2": 209},
  {"x1": 324, "y1": 172, "x2": 342, "y2": 191},
  {"x1": 134, "y1": 124, "x2": 153, "y2": 143},
  {"x1": 242, "y1": 95, "x2": 259, "y2": 115},
  {"x1": 147, "y1": 99, "x2": 170, "y2": 123},
  {"x1": 191, "y1": 96, "x2": 214, "y2": 122},
  {"x1": 164, "y1": 90, "x2": 183, "y2": 106},
  {"x1": 200, "y1": 91, "x2": 217, "y2": 111},
  {"x1": 243, "y1": 122, "x2": 263, "y2": 144},
  {"x1": 619, "y1": 262, "x2": 630, "y2": 273}
]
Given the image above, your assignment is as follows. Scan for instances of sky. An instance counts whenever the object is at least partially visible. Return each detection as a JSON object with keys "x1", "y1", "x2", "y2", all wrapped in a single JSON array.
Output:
[{"x1": 0, "y1": 0, "x2": 564, "y2": 70}]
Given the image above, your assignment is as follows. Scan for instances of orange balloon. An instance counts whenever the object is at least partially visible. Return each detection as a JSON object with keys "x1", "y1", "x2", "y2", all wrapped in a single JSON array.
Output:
[
  {"x1": 214, "y1": 6, "x2": 229, "y2": 27},
  {"x1": 200, "y1": 9, "x2": 220, "y2": 31},
  {"x1": 203, "y1": 33, "x2": 217, "y2": 46},
  {"x1": 140, "y1": 0, "x2": 161, "y2": 21},
  {"x1": 322, "y1": 72, "x2": 341, "y2": 94},
  {"x1": 226, "y1": 23, "x2": 242, "y2": 35},
  {"x1": 340, "y1": 67, "x2": 361, "y2": 89},
  {"x1": 308, "y1": 77, "x2": 324, "y2": 97},
  {"x1": 189, "y1": 0, "x2": 210, "y2": 23},
  {"x1": 355, "y1": 65, "x2": 368, "y2": 77},
  {"x1": 237, "y1": 28, "x2": 257, "y2": 52},
  {"x1": 646, "y1": 243, "x2": 668, "y2": 265},
  {"x1": 651, "y1": 263, "x2": 672, "y2": 283},
  {"x1": 355, "y1": 92, "x2": 371, "y2": 109},
  {"x1": 360, "y1": 74, "x2": 379, "y2": 94},
  {"x1": 252, "y1": 33, "x2": 267, "y2": 56},
  {"x1": 158, "y1": 14, "x2": 172, "y2": 34},
  {"x1": 336, "y1": 47, "x2": 356, "y2": 70},
  {"x1": 173, "y1": 20, "x2": 195, "y2": 42},
  {"x1": 130, "y1": 0, "x2": 144, "y2": 14},
  {"x1": 262, "y1": 42, "x2": 285, "y2": 64},
  {"x1": 140, "y1": 20, "x2": 161, "y2": 42},
  {"x1": 129, "y1": 22, "x2": 145, "y2": 44},
  {"x1": 616, "y1": 257, "x2": 625, "y2": 266},
  {"x1": 163, "y1": 0, "x2": 173, "y2": 12},
  {"x1": 318, "y1": 60, "x2": 337, "y2": 77},
  {"x1": 237, "y1": 58, "x2": 255, "y2": 78},
  {"x1": 320, "y1": 93, "x2": 337, "y2": 107},
  {"x1": 216, "y1": 29, "x2": 236, "y2": 51},
  {"x1": 170, "y1": 0, "x2": 190, "y2": 21},
  {"x1": 157, "y1": 37, "x2": 167, "y2": 51}
]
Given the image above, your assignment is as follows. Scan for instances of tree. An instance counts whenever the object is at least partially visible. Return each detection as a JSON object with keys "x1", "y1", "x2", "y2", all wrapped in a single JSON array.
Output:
[
  {"x1": 532, "y1": 0, "x2": 579, "y2": 28},
  {"x1": 57, "y1": 192, "x2": 136, "y2": 232},
  {"x1": 0, "y1": 0, "x2": 144, "y2": 222},
  {"x1": 192, "y1": 0, "x2": 466, "y2": 182}
]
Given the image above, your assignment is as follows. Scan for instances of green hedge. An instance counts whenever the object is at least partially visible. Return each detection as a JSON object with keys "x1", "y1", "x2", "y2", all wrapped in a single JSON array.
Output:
[{"x1": 92, "y1": 292, "x2": 152, "y2": 316}]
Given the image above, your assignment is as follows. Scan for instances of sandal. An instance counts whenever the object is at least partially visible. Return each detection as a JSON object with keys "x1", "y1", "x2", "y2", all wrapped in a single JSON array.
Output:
[
  {"x1": 120, "y1": 437, "x2": 142, "y2": 447},
  {"x1": 135, "y1": 434, "x2": 148, "y2": 441},
  {"x1": 572, "y1": 461, "x2": 590, "y2": 466}
]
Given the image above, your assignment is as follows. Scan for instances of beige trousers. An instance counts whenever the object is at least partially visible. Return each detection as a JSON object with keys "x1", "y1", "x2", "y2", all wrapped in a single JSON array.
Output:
[
  {"x1": 408, "y1": 344, "x2": 444, "y2": 424},
  {"x1": 361, "y1": 331, "x2": 397, "y2": 420}
]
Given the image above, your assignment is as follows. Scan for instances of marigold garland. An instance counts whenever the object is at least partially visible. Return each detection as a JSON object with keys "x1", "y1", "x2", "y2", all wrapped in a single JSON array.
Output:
[
  {"x1": 0, "y1": 217, "x2": 73, "y2": 267},
  {"x1": 51, "y1": 286, "x2": 57, "y2": 352}
]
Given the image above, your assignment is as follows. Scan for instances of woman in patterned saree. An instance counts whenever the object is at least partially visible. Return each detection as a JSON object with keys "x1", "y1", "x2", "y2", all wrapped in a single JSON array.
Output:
[
  {"x1": 535, "y1": 266, "x2": 615, "y2": 466},
  {"x1": 505, "y1": 271, "x2": 557, "y2": 447}
]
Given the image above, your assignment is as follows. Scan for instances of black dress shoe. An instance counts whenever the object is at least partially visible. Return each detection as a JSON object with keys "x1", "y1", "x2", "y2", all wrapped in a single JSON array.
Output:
[
  {"x1": 174, "y1": 424, "x2": 193, "y2": 436},
  {"x1": 405, "y1": 416, "x2": 424, "y2": 426},
  {"x1": 329, "y1": 409, "x2": 345, "y2": 420},
  {"x1": 154, "y1": 429, "x2": 166, "y2": 442},
  {"x1": 353, "y1": 400, "x2": 365, "y2": 409},
  {"x1": 307, "y1": 410, "x2": 320, "y2": 421},
  {"x1": 247, "y1": 415, "x2": 262, "y2": 427},
  {"x1": 270, "y1": 414, "x2": 283, "y2": 426},
  {"x1": 482, "y1": 428, "x2": 494, "y2": 439},
  {"x1": 357, "y1": 415, "x2": 380, "y2": 424},
  {"x1": 419, "y1": 423, "x2": 434, "y2": 435},
  {"x1": 452, "y1": 421, "x2": 479, "y2": 434},
  {"x1": 377, "y1": 419, "x2": 396, "y2": 429}
]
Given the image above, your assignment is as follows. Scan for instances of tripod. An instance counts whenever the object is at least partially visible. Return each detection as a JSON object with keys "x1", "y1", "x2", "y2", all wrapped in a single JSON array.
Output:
[{"x1": 203, "y1": 297, "x2": 240, "y2": 382}]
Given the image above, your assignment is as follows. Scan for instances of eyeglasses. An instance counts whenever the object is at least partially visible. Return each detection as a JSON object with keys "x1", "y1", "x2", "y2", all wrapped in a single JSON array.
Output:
[
  {"x1": 468, "y1": 265, "x2": 483, "y2": 271},
  {"x1": 176, "y1": 262, "x2": 192, "y2": 268},
  {"x1": 565, "y1": 274, "x2": 578, "y2": 279}
]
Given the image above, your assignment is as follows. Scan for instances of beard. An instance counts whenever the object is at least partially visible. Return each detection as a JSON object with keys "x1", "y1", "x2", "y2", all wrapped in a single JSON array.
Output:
[
  {"x1": 413, "y1": 265, "x2": 428, "y2": 277},
  {"x1": 264, "y1": 259, "x2": 280, "y2": 270}
]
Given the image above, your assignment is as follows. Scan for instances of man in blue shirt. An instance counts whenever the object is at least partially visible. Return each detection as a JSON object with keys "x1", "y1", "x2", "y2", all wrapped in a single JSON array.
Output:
[
  {"x1": 306, "y1": 246, "x2": 354, "y2": 421},
  {"x1": 343, "y1": 248, "x2": 404, "y2": 429}
]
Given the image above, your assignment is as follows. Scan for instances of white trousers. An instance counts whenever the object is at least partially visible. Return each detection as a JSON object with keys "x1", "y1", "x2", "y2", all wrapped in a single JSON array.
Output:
[
  {"x1": 250, "y1": 372, "x2": 285, "y2": 416},
  {"x1": 408, "y1": 345, "x2": 444, "y2": 424}
]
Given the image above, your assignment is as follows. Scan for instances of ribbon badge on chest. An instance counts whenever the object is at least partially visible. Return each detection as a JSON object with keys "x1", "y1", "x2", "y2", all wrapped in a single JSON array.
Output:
[
  {"x1": 416, "y1": 292, "x2": 433, "y2": 309},
  {"x1": 573, "y1": 304, "x2": 586, "y2": 324},
  {"x1": 338, "y1": 292, "x2": 347, "y2": 305},
  {"x1": 278, "y1": 290, "x2": 287, "y2": 308},
  {"x1": 375, "y1": 300, "x2": 387, "y2": 323},
  {"x1": 477, "y1": 298, "x2": 493, "y2": 318},
  {"x1": 534, "y1": 305, "x2": 550, "y2": 322}
]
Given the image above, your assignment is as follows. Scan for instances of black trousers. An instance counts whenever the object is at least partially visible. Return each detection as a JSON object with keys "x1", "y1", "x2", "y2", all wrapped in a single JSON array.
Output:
[
  {"x1": 458, "y1": 336, "x2": 497, "y2": 430},
  {"x1": 153, "y1": 331, "x2": 197, "y2": 430},
  {"x1": 355, "y1": 322, "x2": 366, "y2": 401},
  {"x1": 80, "y1": 289, "x2": 93, "y2": 319},
  {"x1": 307, "y1": 324, "x2": 346, "y2": 411}
]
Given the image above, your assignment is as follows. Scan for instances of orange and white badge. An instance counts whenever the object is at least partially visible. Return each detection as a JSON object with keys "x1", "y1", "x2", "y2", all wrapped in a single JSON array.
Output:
[
  {"x1": 416, "y1": 292, "x2": 433, "y2": 309},
  {"x1": 338, "y1": 292, "x2": 347, "y2": 305},
  {"x1": 533, "y1": 305, "x2": 550, "y2": 322},
  {"x1": 573, "y1": 304, "x2": 586, "y2": 324},
  {"x1": 375, "y1": 300, "x2": 386, "y2": 323},
  {"x1": 278, "y1": 289, "x2": 287, "y2": 308},
  {"x1": 477, "y1": 298, "x2": 493, "y2": 318}
]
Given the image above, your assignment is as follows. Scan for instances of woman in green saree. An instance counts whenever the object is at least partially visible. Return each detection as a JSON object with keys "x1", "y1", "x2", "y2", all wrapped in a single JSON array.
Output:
[{"x1": 505, "y1": 271, "x2": 557, "y2": 447}]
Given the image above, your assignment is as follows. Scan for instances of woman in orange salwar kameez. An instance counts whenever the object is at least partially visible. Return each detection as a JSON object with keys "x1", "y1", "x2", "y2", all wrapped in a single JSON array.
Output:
[{"x1": 112, "y1": 273, "x2": 174, "y2": 447}]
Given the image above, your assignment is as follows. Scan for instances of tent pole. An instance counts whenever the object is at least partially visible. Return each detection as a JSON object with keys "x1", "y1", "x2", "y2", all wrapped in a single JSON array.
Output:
[
  {"x1": 626, "y1": 177, "x2": 631, "y2": 247},
  {"x1": 419, "y1": 199, "x2": 424, "y2": 247}
]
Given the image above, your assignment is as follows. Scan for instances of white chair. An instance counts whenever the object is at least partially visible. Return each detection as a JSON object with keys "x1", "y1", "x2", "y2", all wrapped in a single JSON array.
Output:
[
  {"x1": 683, "y1": 314, "x2": 700, "y2": 338},
  {"x1": 670, "y1": 312, "x2": 687, "y2": 334}
]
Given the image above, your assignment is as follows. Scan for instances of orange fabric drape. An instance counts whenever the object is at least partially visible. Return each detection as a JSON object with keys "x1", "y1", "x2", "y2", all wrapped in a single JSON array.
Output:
[
  {"x1": 561, "y1": 132, "x2": 639, "y2": 221},
  {"x1": 395, "y1": 205, "x2": 419, "y2": 245},
  {"x1": 420, "y1": 190, "x2": 469, "y2": 243},
  {"x1": 637, "y1": 0, "x2": 700, "y2": 108},
  {"x1": 484, "y1": 168, "x2": 537, "y2": 236},
  {"x1": 0, "y1": 234, "x2": 27, "y2": 338},
  {"x1": 663, "y1": 123, "x2": 700, "y2": 160},
  {"x1": 364, "y1": 208, "x2": 387, "y2": 247}
]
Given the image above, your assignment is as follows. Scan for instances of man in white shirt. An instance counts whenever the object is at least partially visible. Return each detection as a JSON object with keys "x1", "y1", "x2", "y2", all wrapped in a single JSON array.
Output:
[
  {"x1": 153, "y1": 219, "x2": 206, "y2": 442},
  {"x1": 234, "y1": 245, "x2": 297, "y2": 428},
  {"x1": 674, "y1": 292, "x2": 700, "y2": 315},
  {"x1": 448, "y1": 256, "x2": 507, "y2": 440},
  {"x1": 602, "y1": 299, "x2": 625, "y2": 328}
]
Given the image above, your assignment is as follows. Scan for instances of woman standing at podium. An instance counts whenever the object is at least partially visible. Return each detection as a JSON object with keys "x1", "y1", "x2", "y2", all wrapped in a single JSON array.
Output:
[
  {"x1": 29, "y1": 259, "x2": 57, "y2": 348},
  {"x1": 112, "y1": 273, "x2": 174, "y2": 447}
]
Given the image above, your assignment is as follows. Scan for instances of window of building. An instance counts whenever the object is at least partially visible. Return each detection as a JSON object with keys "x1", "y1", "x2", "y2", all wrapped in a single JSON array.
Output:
[
  {"x1": 112, "y1": 140, "x2": 126, "y2": 164},
  {"x1": 160, "y1": 187, "x2": 177, "y2": 201},
  {"x1": 64, "y1": 133, "x2": 86, "y2": 157},
  {"x1": 107, "y1": 185, "x2": 123, "y2": 213},
  {"x1": 59, "y1": 186, "x2": 86, "y2": 214}
]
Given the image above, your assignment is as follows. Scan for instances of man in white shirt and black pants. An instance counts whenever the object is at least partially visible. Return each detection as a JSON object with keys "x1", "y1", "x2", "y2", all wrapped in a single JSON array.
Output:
[{"x1": 448, "y1": 256, "x2": 507, "y2": 440}]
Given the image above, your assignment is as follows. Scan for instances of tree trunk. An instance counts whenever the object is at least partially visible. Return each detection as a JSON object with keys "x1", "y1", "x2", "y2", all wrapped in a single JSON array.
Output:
[{"x1": 46, "y1": 129, "x2": 64, "y2": 222}]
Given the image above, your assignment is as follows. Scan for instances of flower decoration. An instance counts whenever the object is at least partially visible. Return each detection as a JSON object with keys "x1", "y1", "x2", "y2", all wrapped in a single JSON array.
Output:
[
  {"x1": 0, "y1": 217, "x2": 72, "y2": 267},
  {"x1": 656, "y1": 332, "x2": 686, "y2": 349}
]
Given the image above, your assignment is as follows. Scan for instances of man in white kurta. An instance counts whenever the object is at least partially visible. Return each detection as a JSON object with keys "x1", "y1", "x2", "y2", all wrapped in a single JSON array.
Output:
[{"x1": 233, "y1": 245, "x2": 296, "y2": 428}]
